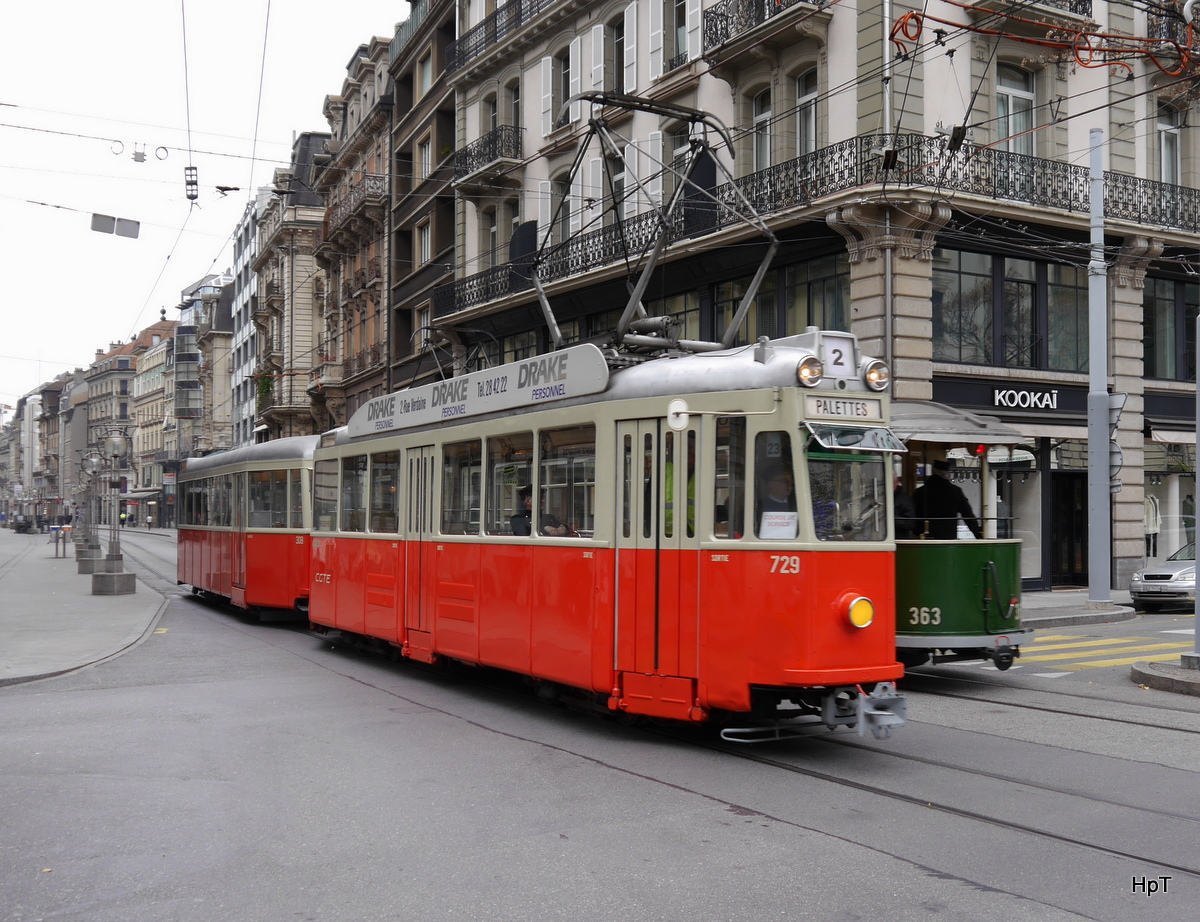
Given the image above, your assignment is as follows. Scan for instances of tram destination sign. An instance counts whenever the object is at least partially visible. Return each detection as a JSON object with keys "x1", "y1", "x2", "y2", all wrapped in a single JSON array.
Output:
[
  {"x1": 347, "y1": 343, "x2": 611, "y2": 438},
  {"x1": 804, "y1": 395, "x2": 883, "y2": 420}
]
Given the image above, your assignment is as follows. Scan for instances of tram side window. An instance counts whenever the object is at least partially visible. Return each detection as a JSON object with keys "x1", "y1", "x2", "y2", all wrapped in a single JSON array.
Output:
[
  {"x1": 539, "y1": 425, "x2": 595, "y2": 538},
  {"x1": 289, "y1": 470, "x2": 305, "y2": 528},
  {"x1": 369, "y1": 451, "x2": 400, "y2": 532},
  {"x1": 754, "y1": 432, "x2": 797, "y2": 539},
  {"x1": 485, "y1": 432, "x2": 533, "y2": 535},
  {"x1": 313, "y1": 460, "x2": 338, "y2": 531},
  {"x1": 340, "y1": 455, "x2": 368, "y2": 532},
  {"x1": 442, "y1": 440, "x2": 482, "y2": 534},
  {"x1": 217, "y1": 474, "x2": 234, "y2": 528},
  {"x1": 663, "y1": 430, "x2": 697, "y2": 539},
  {"x1": 808, "y1": 447, "x2": 888, "y2": 541},
  {"x1": 249, "y1": 471, "x2": 288, "y2": 528},
  {"x1": 193, "y1": 479, "x2": 211, "y2": 525},
  {"x1": 714, "y1": 418, "x2": 747, "y2": 539}
]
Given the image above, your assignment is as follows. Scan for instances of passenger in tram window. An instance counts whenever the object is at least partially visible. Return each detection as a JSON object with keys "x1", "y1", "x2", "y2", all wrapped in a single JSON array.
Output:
[
  {"x1": 756, "y1": 462, "x2": 798, "y2": 539},
  {"x1": 511, "y1": 485, "x2": 568, "y2": 536},
  {"x1": 913, "y1": 459, "x2": 982, "y2": 539}
]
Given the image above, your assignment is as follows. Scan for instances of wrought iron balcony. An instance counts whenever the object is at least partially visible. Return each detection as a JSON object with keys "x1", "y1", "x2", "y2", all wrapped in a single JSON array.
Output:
[
  {"x1": 389, "y1": 0, "x2": 431, "y2": 64},
  {"x1": 433, "y1": 133, "x2": 1200, "y2": 317},
  {"x1": 447, "y1": 0, "x2": 560, "y2": 74},
  {"x1": 454, "y1": 126, "x2": 524, "y2": 182},
  {"x1": 325, "y1": 173, "x2": 388, "y2": 238},
  {"x1": 703, "y1": 0, "x2": 816, "y2": 53}
]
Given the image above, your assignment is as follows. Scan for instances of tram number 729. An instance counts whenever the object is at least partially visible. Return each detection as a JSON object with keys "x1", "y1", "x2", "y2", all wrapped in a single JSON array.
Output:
[
  {"x1": 907, "y1": 606, "x2": 942, "y2": 626},
  {"x1": 769, "y1": 555, "x2": 801, "y2": 574}
]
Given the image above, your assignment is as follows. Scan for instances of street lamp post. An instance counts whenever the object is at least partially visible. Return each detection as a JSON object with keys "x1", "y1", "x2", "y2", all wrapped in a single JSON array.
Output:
[{"x1": 91, "y1": 429, "x2": 135, "y2": 596}]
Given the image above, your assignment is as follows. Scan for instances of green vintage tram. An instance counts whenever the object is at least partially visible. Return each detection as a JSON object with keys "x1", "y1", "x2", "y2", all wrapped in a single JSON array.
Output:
[{"x1": 890, "y1": 401, "x2": 1033, "y2": 670}]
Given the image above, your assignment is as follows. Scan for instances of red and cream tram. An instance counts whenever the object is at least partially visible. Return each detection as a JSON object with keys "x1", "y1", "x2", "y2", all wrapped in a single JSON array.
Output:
[
  {"x1": 308, "y1": 330, "x2": 907, "y2": 740},
  {"x1": 177, "y1": 435, "x2": 317, "y2": 617}
]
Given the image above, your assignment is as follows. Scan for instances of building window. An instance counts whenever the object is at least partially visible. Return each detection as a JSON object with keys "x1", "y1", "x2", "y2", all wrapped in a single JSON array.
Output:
[
  {"x1": 671, "y1": 0, "x2": 688, "y2": 65},
  {"x1": 1144, "y1": 277, "x2": 1199, "y2": 381},
  {"x1": 554, "y1": 176, "x2": 572, "y2": 245},
  {"x1": 556, "y1": 47, "x2": 572, "y2": 129},
  {"x1": 608, "y1": 17, "x2": 626, "y2": 94},
  {"x1": 797, "y1": 70, "x2": 818, "y2": 156},
  {"x1": 417, "y1": 221, "x2": 431, "y2": 265},
  {"x1": 1158, "y1": 101, "x2": 1182, "y2": 186},
  {"x1": 997, "y1": 64, "x2": 1034, "y2": 156},
  {"x1": 483, "y1": 208, "x2": 499, "y2": 269},
  {"x1": 752, "y1": 89, "x2": 771, "y2": 171},
  {"x1": 417, "y1": 53, "x2": 432, "y2": 99},
  {"x1": 932, "y1": 248, "x2": 1088, "y2": 372},
  {"x1": 417, "y1": 137, "x2": 431, "y2": 182},
  {"x1": 484, "y1": 94, "x2": 498, "y2": 134},
  {"x1": 507, "y1": 78, "x2": 521, "y2": 132}
]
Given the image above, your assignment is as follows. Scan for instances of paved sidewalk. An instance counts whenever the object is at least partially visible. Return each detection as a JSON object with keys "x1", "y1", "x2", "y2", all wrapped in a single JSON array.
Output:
[
  {"x1": 0, "y1": 530, "x2": 1195, "y2": 694},
  {"x1": 0, "y1": 532, "x2": 166, "y2": 686}
]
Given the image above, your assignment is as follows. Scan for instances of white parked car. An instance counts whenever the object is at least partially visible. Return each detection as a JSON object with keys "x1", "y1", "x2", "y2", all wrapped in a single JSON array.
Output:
[{"x1": 1129, "y1": 542, "x2": 1196, "y2": 612}]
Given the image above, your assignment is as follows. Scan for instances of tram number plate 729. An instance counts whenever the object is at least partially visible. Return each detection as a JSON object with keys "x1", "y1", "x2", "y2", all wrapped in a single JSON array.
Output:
[
  {"x1": 908, "y1": 606, "x2": 942, "y2": 626},
  {"x1": 770, "y1": 555, "x2": 800, "y2": 574}
]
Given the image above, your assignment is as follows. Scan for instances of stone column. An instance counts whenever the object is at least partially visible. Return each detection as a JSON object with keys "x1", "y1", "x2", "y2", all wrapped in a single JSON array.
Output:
[
  {"x1": 826, "y1": 199, "x2": 950, "y2": 400},
  {"x1": 1111, "y1": 235, "x2": 1163, "y2": 588}
]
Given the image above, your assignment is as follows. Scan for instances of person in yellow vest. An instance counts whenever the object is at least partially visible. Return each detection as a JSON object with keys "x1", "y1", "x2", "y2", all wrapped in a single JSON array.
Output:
[{"x1": 663, "y1": 439, "x2": 696, "y2": 534}]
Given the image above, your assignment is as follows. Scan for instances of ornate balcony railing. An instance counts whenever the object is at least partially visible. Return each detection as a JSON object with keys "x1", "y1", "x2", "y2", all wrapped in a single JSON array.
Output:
[
  {"x1": 326, "y1": 173, "x2": 388, "y2": 236},
  {"x1": 703, "y1": 0, "x2": 814, "y2": 53},
  {"x1": 454, "y1": 126, "x2": 524, "y2": 180},
  {"x1": 448, "y1": 0, "x2": 559, "y2": 74},
  {"x1": 389, "y1": 0, "x2": 430, "y2": 64},
  {"x1": 1148, "y1": 11, "x2": 1188, "y2": 43},
  {"x1": 433, "y1": 133, "x2": 1200, "y2": 317}
]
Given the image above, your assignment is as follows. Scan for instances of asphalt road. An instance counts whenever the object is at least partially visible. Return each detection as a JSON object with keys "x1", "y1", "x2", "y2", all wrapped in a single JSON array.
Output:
[{"x1": 1, "y1": 534, "x2": 1198, "y2": 922}]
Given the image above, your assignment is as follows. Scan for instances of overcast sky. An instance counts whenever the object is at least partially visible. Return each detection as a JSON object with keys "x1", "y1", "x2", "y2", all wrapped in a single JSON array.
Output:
[{"x1": 0, "y1": 1, "x2": 401, "y2": 412}]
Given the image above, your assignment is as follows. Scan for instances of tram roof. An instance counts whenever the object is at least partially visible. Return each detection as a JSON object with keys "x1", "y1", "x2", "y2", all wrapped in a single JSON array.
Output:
[
  {"x1": 179, "y1": 435, "x2": 320, "y2": 478},
  {"x1": 890, "y1": 400, "x2": 1024, "y2": 446}
]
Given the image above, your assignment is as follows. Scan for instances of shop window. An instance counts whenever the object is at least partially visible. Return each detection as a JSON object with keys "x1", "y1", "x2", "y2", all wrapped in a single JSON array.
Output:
[
  {"x1": 1143, "y1": 277, "x2": 1199, "y2": 381},
  {"x1": 932, "y1": 248, "x2": 1088, "y2": 373}
]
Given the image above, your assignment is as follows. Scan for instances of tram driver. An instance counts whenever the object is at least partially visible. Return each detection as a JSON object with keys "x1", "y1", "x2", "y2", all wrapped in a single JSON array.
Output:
[
  {"x1": 511, "y1": 484, "x2": 569, "y2": 537},
  {"x1": 757, "y1": 461, "x2": 798, "y2": 539}
]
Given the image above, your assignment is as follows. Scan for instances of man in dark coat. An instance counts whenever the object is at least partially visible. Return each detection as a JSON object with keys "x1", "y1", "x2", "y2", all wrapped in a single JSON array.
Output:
[
  {"x1": 893, "y1": 476, "x2": 918, "y2": 539},
  {"x1": 913, "y1": 459, "x2": 982, "y2": 539}
]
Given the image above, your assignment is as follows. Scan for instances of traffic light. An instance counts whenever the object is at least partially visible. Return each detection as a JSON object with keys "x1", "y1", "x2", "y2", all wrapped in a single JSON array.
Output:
[{"x1": 1108, "y1": 393, "x2": 1127, "y2": 494}]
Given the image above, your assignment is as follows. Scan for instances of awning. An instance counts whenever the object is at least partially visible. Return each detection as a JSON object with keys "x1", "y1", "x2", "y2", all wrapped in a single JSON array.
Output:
[
  {"x1": 123, "y1": 489, "x2": 162, "y2": 499},
  {"x1": 890, "y1": 400, "x2": 1026, "y2": 445},
  {"x1": 1010, "y1": 422, "x2": 1088, "y2": 440},
  {"x1": 1151, "y1": 428, "x2": 1197, "y2": 445}
]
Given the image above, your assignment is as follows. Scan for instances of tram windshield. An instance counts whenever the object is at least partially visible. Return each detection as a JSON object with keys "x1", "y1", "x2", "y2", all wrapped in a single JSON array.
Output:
[{"x1": 807, "y1": 448, "x2": 888, "y2": 541}]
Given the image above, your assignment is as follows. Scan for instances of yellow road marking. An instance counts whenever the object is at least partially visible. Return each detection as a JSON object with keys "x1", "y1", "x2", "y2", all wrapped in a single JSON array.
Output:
[
  {"x1": 1020, "y1": 642, "x2": 1194, "y2": 663},
  {"x1": 1024, "y1": 637, "x2": 1154, "y2": 652},
  {"x1": 1054, "y1": 650, "x2": 1197, "y2": 670},
  {"x1": 1028, "y1": 635, "x2": 1085, "y2": 643}
]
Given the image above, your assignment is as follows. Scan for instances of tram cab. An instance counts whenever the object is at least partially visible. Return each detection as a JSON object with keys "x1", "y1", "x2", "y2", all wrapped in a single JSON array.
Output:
[{"x1": 890, "y1": 402, "x2": 1033, "y2": 670}]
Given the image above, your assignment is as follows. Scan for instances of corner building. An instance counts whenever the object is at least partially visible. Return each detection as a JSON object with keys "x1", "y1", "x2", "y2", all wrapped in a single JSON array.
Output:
[{"x1": 415, "y1": 0, "x2": 1199, "y2": 590}]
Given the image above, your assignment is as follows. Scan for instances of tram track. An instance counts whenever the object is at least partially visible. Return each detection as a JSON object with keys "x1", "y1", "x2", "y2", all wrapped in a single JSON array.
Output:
[
  {"x1": 246, "y1": 625, "x2": 1200, "y2": 882},
  {"x1": 901, "y1": 669, "x2": 1200, "y2": 731}
]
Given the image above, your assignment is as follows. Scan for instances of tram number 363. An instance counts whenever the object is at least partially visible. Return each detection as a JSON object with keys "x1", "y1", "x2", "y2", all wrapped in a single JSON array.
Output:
[
  {"x1": 769, "y1": 556, "x2": 801, "y2": 574},
  {"x1": 907, "y1": 606, "x2": 942, "y2": 626}
]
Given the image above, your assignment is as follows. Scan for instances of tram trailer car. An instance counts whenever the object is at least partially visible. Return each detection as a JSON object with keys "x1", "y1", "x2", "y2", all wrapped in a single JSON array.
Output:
[
  {"x1": 177, "y1": 435, "x2": 318, "y2": 618},
  {"x1": 890, "y1": 402, "x2": 1034, "y2": 670},
  {"x1": 308, "y1": 330, "x2": 907, "y2": 740}
]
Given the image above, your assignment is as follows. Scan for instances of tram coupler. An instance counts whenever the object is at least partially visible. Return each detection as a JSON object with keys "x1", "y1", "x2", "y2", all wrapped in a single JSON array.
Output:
[{"x1": 855, "y1": 682, "x2": 907, "y2": 739}]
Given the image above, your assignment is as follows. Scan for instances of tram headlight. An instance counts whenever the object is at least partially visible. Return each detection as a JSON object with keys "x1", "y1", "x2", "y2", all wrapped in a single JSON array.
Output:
[
  {"x1": 861, "y1": 358, "x2": 890, "y2": 392},
  {"x1": 796, "y1": 355, "x2": 823, "y2": 387},
  {"x1": 847, "y1": 596, "x2": 875, "y2": 629}
]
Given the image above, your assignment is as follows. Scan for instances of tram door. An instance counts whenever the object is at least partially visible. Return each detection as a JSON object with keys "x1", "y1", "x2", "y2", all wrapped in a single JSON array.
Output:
[
  {"x1": 232, "y1": 473, "x2": 247, "y2": 592},
  {"x1": 614, "y1": 419, "x2": 700, "y2": 716},
  {"x1": 404, "y1": 446, "x2": 437, "y2": 661}
]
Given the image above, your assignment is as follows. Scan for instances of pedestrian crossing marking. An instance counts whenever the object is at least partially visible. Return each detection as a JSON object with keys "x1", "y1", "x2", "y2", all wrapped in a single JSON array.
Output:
[
  {"x1": 1023, "y1": 637, "x2": 1149, "y2": 653},
  {"x1": 1051, "y1": 650, "x2": 1195, "y2": 671},
  {"x1": 1162, "y1": 629, "x2": 1196, "y2": 635},
  {"x1": 1020, "y1": 641, "x2": 1194, "y2": 663}
]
